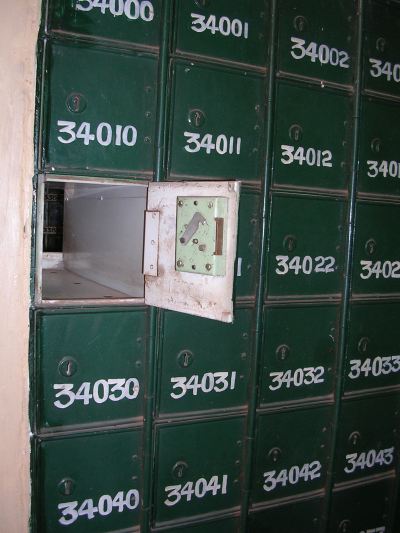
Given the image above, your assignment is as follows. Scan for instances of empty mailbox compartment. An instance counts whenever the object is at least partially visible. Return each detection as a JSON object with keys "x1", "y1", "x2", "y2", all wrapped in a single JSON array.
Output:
[
  {"x1": 35, "y1": 176, "x2": 240, "y2": 322},
  {"x1": 36, "y1": 177, "x2": 148, "y2": 304}
]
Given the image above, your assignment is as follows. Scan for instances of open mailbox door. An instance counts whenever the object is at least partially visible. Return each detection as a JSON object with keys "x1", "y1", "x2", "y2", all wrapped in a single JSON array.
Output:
[{"x1": 144, "y1": 181, "x2": 240, "y2": 323}]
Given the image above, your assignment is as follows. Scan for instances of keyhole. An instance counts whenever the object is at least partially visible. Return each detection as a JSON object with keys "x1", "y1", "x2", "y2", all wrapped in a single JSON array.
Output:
[
  {"x1": 276, "y1": 344, "x2": 290, "y2": 361},
  {"x1": 172, "y1": 461, "x2": 188, "y2": 479},
  {"x1": 358, "y1": 337, "x2": 370, "y2": 354},
  {"x1": 283, "y1": 235, "x2": 297, "y2": 252},
  {"x1": 365, "y1": 239, "x2": 376, "y2": 256},
  {"x1": 66, "y1": 92, "x2": 87, "y2": 114},
  {"x1": 58, "y1": 478, "x2": 75, "y2": 496},
  {"x1": 188, "y1": 109, "x2": 205, "y2": 128},
  {"x1": 177, "y1": 350, "x2": 194, "y2": 368}
]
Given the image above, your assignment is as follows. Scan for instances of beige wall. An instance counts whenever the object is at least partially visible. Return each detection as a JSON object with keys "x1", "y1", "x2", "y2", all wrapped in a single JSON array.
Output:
[{"x1": 0, "y1": 1, "x2": 40, "y2": 531}]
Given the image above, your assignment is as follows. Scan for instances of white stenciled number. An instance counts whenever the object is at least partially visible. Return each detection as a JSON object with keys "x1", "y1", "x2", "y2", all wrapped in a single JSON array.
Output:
[
  {"x1": 269, "y1": 366, "x2": 325, "y2": 391},
  {"x1": 164, "y1": 475, "x2": 228, "y2": 507},
  {"x1": 53, "y1": 378, "x2": 140, "y2": 409},
  {"x1": 170, "y1": 371, "x2": 237, "y2": 399},
  {"x1": 281, "y1": 145, "x2": 333, "y2": 168},
  {"x1": 369, "y1": 58, "x2": 400, "y2": 83},
  {"x1": 58, "y1": 489, "x2": 139, "y2": 525},
  {"x1": 348, "y1": 355, "x2": 400, "y2": 379},
  {"x1": 367, "y1": 160, "x2": 400, "y2": 179},
  {"x1": 190, "y1": 13, "x2": 249, "y2": 39},
  {"x1": 344, "y1": 447, "x2": 394, "y2": 474},
  {"x1": 360, "y1": 260, "x2": 400, "y2": 280},
  {"x1": 56, "y1": 120, "x2": 138, "y2": 148},
  {"x1": 275, "y1": 256, "x2": 336, "y2": 276},
  {"x1": 360, "y1": 528, "x2": 386, "y2": 533},
  {"x1": 76, "y1": 0, "x2": 155, "y2": 21},
  {"x1": 263, "y1": 461, "x2": 321, "y2": 492},
  {"x1": 290, "y1": 37, "x2": 350, "y2": 68},
  {"x1": 184, "y1": 132, "x2": 241, "y2": 155}
]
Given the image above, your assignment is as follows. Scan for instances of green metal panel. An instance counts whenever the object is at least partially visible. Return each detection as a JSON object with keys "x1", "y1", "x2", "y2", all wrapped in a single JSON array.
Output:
[
  {"x1": 163, "y1": 516, "x2": 240, "y2": 532},
  {"x1": 157, "y1": 309, "x2": 252, "y2": 417},
  {"x1": 37, "y1": 429, "x2": 141, "y2": 532},
  {"x1": 260, "y1": 305, "x2": 338, "y2": 406},
  {"x1": 174, "y1": 0, "x2": 268, "y2": 67},
  {"x1": 329, "y1": 478, "x2": 395, "y2": 533},
  {"x1": 154, "y1": 417, "x2": 244, "y2": 525},
  {"x1": 352, "y1": 202, "x2": 400, "y2": 296},
  {"x1": 43, "y1": 41, "x2": 157, "y2": 177},
  {"x1": 168, "y1": 60, "x2": 265, "y2": 181},
  {"x1": 48, "y1": 0, "x2": 162, "y2": 47},
  {"x1": 277, "y1": 0, "x2": 356, "y2": 85},
  {"x1": 344, "y1": 302, "x2": 400, "y2": 394},
  {"x1": 267, "y1": 195, "x2": 345, "y2": 298},
  {"x1": 272, "y1": 81, "x2": 351, "y2": 192},
  {"x1": 251, "y1": 407, "x2": 332, "y2": 504},
  {"x1": 364, "y1": 0, "x2": 400, "y2": 98},
  {"x1": 334, "y1": 395, "x2": 400, "y2": 484},
  {"x1": 36, "y1": 309, "x2": 146, "y2": 431},
  {"x1": 248, "y1": 498, "x2": 324, "y2": 533},
  {"x1": 358, "y1": 96, "x2": 400, "y2": 197},
  {"x1": 235, "y1": 190, "x2": 261, "y2": 299}
]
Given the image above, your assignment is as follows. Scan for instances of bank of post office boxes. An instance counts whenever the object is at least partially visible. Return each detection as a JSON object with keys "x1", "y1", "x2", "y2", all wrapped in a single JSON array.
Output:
[
  {"x1": 251, "y1": 407, "x2": 332, "y2": 504},
  {"x1": 358, "y1": 97, "x2": 400, "y2": 197},
  {"x1": 344, "y1": 302, "x2": 400, "y2": 395},
  {"x1": 266, "y1": 195, "x2": 345, "y2": 298},
  {"x1": 235, "y1": 190, "x2": 261, "y2": 299},
  {"x1": 157, "y1": 310, "x2": 252, "y2": 417},
  {"x1": 364, "y1": 0, "x2": 400, "y2": 98},
  {"x1": 37, "y1": 429, "x2": 141, "y2": 532},
  {"x1": 329, "y1": 478, "x2": 395, "y2": 533},
  {"x1": 260, "y1": 305, "x2": 338, "y2": 406},
  {"x1": 277, "y1": 0, "x2": 356, "y2": 86},
  {"x1": 272, "y1": 81, "x2": 351, "y2": 192},
  {"x1": 168, "y1": 61, "x2": 265, "y2": 181},
  {"x1": 173, "y1": 0, "x2": 268, "y2": 68},
  {"x1": 248, "y1": 497, "x2": 324, "y2": 533},
  {"x1": 334, "y1": 395, "x2": 400, "y2": 484},
  {"x1": 35, "y1": 309, "x2": 146, "y2": 431},
  {"x1": 43, "y1": 41, "x2": 157, "y2": 177},
  {"x1": 153, "y1": 417, "x2": 244, "y2": 525},
  {"x1": 47, "y1": 0, "x2": 162, "y2": 48},
  {"x1": 352, "y1": 202, "x2": 400, "y2": 296}
]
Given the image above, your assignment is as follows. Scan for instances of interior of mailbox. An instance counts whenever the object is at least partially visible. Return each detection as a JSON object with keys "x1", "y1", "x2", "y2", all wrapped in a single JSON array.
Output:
[{"x1": 39, "y1": 179, "x2": 148, "y2": 302}]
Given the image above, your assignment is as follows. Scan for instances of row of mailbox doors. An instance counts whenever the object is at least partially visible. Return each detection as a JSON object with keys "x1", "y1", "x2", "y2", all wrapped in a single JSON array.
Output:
[
  {"x1": 43, "y1": 40, "x2": 400, "y2": 198},
  {"x1": 35, "y1": 305, "x2": 400, "y2": 429}
]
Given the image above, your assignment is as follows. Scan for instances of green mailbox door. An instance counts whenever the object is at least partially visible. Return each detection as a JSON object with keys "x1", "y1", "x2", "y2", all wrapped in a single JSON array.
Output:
[
  {"x1": 260, "y1": 305, "x2": 338, "y2": 406},
  {"x1": 35, "y1": 309, "x2": 146, "y2": 431},
  {"x1": 267, "y1": 195, "x2": 345, "y2": 298},
  {"x1": 358, "y1": 97, "x2": 400, "y2": 197},
  {"x1": 329, "y1": 478, "x2": 395, "y2": 533},
  {"x1": 37, "y1": 429, "x2": 142, "y2": 532},
  {"x1": 168, "y1": 60, "x2": 265, "y2": 181},
  {"x1": 334, "y1": 395, "x2": 399, "y2": 484},
  {"x1": 251, "y1": 407, "x2": 332, "y2": 504},
  {"x1": 272, "y1": 81, "x2": 351, "y2": 192},
  {"x1": 43, "y1": 41, "x2": 157, "y2": 177},
  {"x1": 249, "y1": 498, "x2": 324, "y2": 533},
  {"x1": 364, "y1": 0, "x2": 400, "y2": 98},
  {"x1": 277, "y1": 0, "x2": 356, "y2": 85},
  {"x1": 157, "y1": 309, "x2": 252, "y2": 417},
  {"x1": 48, "y1": 0, "x2": 162, "y2": 47},
  {"x1": 174, "y1": 0, "x2": 268, "y2": 67},
  {"x1": 352, "y1": 202, "x2": 400, "y2": 296},
  {"x1": 344, "y1": 302, "x2": 400, "y2": 394},
  {"x1": 154, "y1": 417, "x2": 244, "y2": 525}
]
